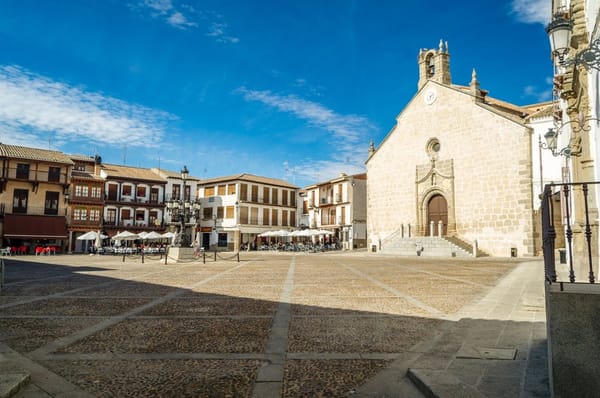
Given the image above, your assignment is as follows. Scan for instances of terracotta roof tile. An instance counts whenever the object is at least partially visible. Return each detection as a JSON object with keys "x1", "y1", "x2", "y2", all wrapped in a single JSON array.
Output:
[
  {"x1": 101, "y1": 164, "x2": 167, "y2": 183},
  {"x1": 199, "y1": 173, "x2": 298, "y2": 188},
  {"x1": 0, "y1": 144, "x2": 73, "y2": 164}
]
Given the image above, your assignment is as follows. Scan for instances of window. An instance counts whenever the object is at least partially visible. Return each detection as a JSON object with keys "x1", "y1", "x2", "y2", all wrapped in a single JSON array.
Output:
[
  {"x1": 217, "y1": 185, "x2": 226, "y2": 195},
  {"x1": 271, "y1": 209, "x2": 278, "y2": 225},
  {"x1": 122, "y1": 185, "x2": 132, "y2": 196},
  {"x1": 16, "y1": 163, "x2": 30, "y2": 179},
  {"x1": 263, "y1": 208, "x2": 270, "y2": 226},
  {"x1": 74, "y1": 208, "x2": 87, "y2": 221},
  {"x1": 137, "y1": 186, "x2": 146, "y2": 197},
  {"x1": 251, "y1": 185, "x2": 259, "y2": 202},
  {"x1": 44, "y1": 192, "x2": 59, "y2": 215},
  {"x1": 290, "y1": 211, "x2": 296, "y2": 227},
  {"x1": 240, "y1": 184, "x2": 248, "y2": 201},
  {"x1": 204, "y1": 186, "x2": 215, "y2": 197},
  {"x1": 250, "y1": 207, "x2": 258, "y2": 225},
  {"x1": 48, "y1": 167, "x2": 61, "y2": 182},
  {"x1": 135, "y1": 210, "x2": 145, "y2": 221},
  {"x1": 106, "y1": 208, "x2": 116, "y2": 223},
  {"x1": 340, "y1": 206, "x2": 346, "y2": 224},
  {"x1": 203, "y1": 207, "x2": 213, "y2": 220},
  {"x1": 218, "y1": 233, "x2": 228, "y2": 247},
  {"x1": 239, "y1": 206, "x2": 248, "y2": 224},
  {"x1": 91, "y1": 187, "x2": 102, "y2": 198},
  {"x1": 121, "y1": 209, "x2": 131, "y2": 220},
  {"x1": 290, "y1": 192, "x2": 296, "y2": 207},
  {"x1": 147, "y1": 211, "x2": 157, "y2": 226},
  {"x1": 13, "y1": 189, "x2": 28, "y2": 213},
  {"x1": 282, "y1": 190, "x2": 288, "y2": 206},
  {"x1": 225, "y1": 206, "x2": 234, "y2": 219},
  {"x1": 172, "y1": 185, "x2": 181, "y2": 200},
  {"x1": 75, "y1": 185, "x2": 89, "y2": 197},
  {"x1": 217, "y1": 206, "x2": 224, "y2": 219},
  {"x1": 227, "y1": 184, "x2": 236, "y2": 195},
  {"x1": 108, "y1": 184, "x2": 118, "y2": 200},
  {"x1": 303, "y1": 200, "x2": 308, "y2": 214},
  {"x1": 90, "y1": 209, "x2": 100, "y2": 221},
  {"x1": 150, "y1": 188, "x2": 159, "y2": 203},
  {"x1": 272, "y1": 189, "x2": 278, "y2": 205},
  {"x1": 184, "y1": 185, "x2": 191, "y2": 201},
  {"x1": 263, "y1": 187, "x2": 270, "y2": 204},
  {"x1": 74, "y1": 163, "x2": 86, "y2": 171},
  {"x1": 282, "y1": 210, "x2": 288, "y2": 226}
]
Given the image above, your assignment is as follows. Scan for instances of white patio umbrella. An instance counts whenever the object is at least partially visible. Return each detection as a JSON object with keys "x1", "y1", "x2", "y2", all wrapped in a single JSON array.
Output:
[
  {"x1": 137, "y1": 231, "x2": 149, "y2": 240},
  {"x1": 145, "y1": 231, "x2": 164, "y2": 240},
  {"x1": 112, "y1": 230, "x2": 140, "y2": 240},
  {"x1": 162, "y1": 231, "x2": 177, "y2": 245},
  {"x1": 77, "y1": 231, "x2": 107, "y2": 240}
]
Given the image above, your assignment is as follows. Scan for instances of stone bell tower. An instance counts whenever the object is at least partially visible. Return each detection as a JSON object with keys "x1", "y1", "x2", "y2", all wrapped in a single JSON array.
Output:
[{"x1": 418, "y1": 39, "x2": 451, "y2": 90}]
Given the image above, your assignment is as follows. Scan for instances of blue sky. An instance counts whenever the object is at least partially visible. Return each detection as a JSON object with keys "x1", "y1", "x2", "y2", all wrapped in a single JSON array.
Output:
[{"x1": 0, "y1": 0, "x2": 551, "y2": 187}]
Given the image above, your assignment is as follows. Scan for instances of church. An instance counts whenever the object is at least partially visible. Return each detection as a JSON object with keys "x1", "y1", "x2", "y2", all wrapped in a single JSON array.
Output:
[{"x1": 366, "y1": 41, "x2": 547, "y2": 257}]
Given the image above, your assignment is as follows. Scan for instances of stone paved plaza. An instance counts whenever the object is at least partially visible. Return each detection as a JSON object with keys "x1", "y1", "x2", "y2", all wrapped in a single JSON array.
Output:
[{"x1": 0, "y1": 252, "x2": 546, "y2": 397}]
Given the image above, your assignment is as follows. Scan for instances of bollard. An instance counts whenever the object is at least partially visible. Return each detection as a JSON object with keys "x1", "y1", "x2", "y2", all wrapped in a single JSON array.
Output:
[
  {"x1": 203, "y1": 250, "x2": 206, "y2": 264},
  {"x1": 142, "y1": 250, "x2": 144, "y2": 264},
  {"x1": 429, "y1": 221, "x2": 434, "y2": 237},
  {"x1": 408, "y1": 223, "x2": 411, "y2": 237},
  {"x1": 438, "y1": 220, "x2": 443, "y2": 237},
  {"x1": 122, "y1": 252, "x2": 126, "y2": 262},
  {"x1": 237, "y1": 252, "x2": 240, "y2": 262},
  {"x1": 401, "y1": 223, "x2": 404, "y2": 238},
  {"x1": 165, "y1": 247, "x2": 168, "y2": 265},
  {"x1": 214, "y1": 250, "x2": 217, "y2": 262}
]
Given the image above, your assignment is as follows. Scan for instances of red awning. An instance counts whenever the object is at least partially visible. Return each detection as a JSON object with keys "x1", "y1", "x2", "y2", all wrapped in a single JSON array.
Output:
[{"x1": 4, "y1": 214, "x2": 68, "y2": 239}]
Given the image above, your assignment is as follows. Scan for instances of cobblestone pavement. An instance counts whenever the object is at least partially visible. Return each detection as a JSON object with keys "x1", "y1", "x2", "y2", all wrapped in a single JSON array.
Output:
[{"x1": 0, "y1": 252, "x2": 535, "y2": 397}]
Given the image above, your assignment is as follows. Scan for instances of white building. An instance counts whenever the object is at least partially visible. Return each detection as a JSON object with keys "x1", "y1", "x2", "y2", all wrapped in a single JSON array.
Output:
[
  {"x1": 197, "y1": 174, "x2": 299, "y2": 250},
  {"x1": 300, "y1": 173, "x2": 367, "y2": 249}
]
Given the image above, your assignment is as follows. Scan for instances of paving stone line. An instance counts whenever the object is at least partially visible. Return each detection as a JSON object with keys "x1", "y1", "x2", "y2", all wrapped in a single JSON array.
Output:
[
  {"x1": 382, "y1": 261, "x2": 495, "y2": 288},
  {"x1": 336, "y1": 261, "x2": 443, "y2": 316},
  {"x1": 0, "y1": 267, "x2": 174, "y2": 310},
  {"x1": 0, "y1": 342, "x2": 93, "y2": 397},
  {"x1": 251, "y1": 256, "x2": 295, "y2": 398},
  {"x1": 28, "y1": 262, "x2": 248, "y2": 358}
]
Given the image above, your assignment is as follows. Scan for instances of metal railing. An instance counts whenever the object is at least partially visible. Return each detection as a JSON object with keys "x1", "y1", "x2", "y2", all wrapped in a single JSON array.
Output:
[{"x1": 541, "y1": 182, "x2": 599, "y2": 284}]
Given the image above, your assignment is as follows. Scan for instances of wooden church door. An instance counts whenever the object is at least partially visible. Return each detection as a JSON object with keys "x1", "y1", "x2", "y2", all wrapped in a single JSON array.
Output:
[{"x1": 427, "y1": 195, "x2": 448, "y2": 236}]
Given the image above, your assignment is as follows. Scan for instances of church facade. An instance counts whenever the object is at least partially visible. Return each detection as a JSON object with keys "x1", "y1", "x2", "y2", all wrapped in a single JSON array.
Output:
[{"x1": 366, "y1": 42, "x2": 541, "y2": 257}]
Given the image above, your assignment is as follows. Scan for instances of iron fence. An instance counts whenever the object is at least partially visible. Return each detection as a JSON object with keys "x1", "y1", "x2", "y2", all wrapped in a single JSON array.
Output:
[{"x1": 541, "y1": 181, "x2": 600, "y2": 283}]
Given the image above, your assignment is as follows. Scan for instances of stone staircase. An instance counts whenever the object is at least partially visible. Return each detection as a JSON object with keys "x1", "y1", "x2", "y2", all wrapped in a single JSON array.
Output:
[{"x1": 380, "y1": 236, "x2": 473, "y2": 257}]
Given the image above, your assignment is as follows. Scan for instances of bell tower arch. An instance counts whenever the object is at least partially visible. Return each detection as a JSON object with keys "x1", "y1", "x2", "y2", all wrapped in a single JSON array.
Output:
[{"x1": 418, "y1": 39, "x2": 451, "y2": 90}]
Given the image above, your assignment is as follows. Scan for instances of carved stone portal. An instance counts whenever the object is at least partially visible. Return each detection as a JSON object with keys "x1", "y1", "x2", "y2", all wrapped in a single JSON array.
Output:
[{"x1": 415, "y1": 158, "x2": 455, "y2": 236}]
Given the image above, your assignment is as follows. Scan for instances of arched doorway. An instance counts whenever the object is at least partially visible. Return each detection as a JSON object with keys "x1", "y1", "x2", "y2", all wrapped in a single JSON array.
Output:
[{"x1": 427, "y1": 194, "x2": 448, "y2": 236}]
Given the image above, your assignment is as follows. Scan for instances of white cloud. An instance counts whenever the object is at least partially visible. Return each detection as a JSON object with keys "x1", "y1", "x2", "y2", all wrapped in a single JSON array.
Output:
[
  {"x1": 206, "y1": 22, "x2": 239, "y2": 43},
  {"x1": 0, "y1": 65, "x2": 175, "y2": 149},
  {"x1": 237, "y1": 87, "x2": 375, "y2": 183},
  {"x1": 133, "y1": 1, "x2": 238, "y2": 42},
  {"x1": 523, "y1": 84, "x2": 552, "y2": 102},
  {"x1": 510, "y1": 0, "x2": 550, "y2": 25}
]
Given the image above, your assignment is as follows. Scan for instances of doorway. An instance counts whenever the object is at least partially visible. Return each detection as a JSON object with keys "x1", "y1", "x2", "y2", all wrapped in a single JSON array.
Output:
[
  {"x1": 427, "y1": 194, "x2": 448, "y2": 236},
  {"x1": 202, "y1": 233, "x2": 210, "y2": 250}
]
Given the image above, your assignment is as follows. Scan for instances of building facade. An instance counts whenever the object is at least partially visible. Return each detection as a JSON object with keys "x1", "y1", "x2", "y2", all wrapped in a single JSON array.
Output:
[
  {"x1": 100, "y1": 164, "x2": 167, "y2": 237},
  {"x1": 150, "y1": 167, "x2": 201, "y2": 243},
  {"x1": 299, "y1": 173, "x2": 367, "y2": 249},
  {"x1": 0, "y1": 144, "x2": 72, "y2": 253},
  {"x1": 67, "y1": 154, "x2": 105, "y2": 253},
  {"x1": 197, "y1": 174, "x2": 299, "y2": 251},
  {"x1": 366, "y1": 42, "x2": 542, "y2": 257}
]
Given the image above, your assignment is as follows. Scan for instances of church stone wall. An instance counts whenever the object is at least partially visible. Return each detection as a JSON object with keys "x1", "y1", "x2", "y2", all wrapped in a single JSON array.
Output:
[{"x1": 367, "y1": 82, "x2": 535, "y2": 257}]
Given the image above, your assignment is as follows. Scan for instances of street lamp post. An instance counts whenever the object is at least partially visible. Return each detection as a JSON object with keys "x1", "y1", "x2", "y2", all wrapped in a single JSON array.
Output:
[{"x1": 165, "y1": 166, "x2": 201, "y2": 248}]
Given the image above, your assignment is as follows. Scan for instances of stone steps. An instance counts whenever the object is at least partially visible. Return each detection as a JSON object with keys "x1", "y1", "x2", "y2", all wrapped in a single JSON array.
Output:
[{"x1": 381, "y1": 237, "x2": 472, "y2": 257}]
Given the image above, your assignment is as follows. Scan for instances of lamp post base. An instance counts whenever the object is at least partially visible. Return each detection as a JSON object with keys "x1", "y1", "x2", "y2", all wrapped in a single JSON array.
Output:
[{"x1": 166, "y1": 246, "x2": 196, "y2": 263}]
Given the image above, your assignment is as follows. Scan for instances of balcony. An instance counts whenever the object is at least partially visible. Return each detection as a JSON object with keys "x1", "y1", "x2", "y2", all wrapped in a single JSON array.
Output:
[
  {"x1": 6, "y1": 206, "x2": 67, "y2": 217},
  {"x1": 541, "y1": 181, "x2": 600, "y2": 397}
]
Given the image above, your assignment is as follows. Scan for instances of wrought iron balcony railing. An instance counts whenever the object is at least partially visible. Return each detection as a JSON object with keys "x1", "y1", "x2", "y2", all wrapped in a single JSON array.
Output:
[{"x1": 541, "y1": 182, "x2": 600, "y2": 284}]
